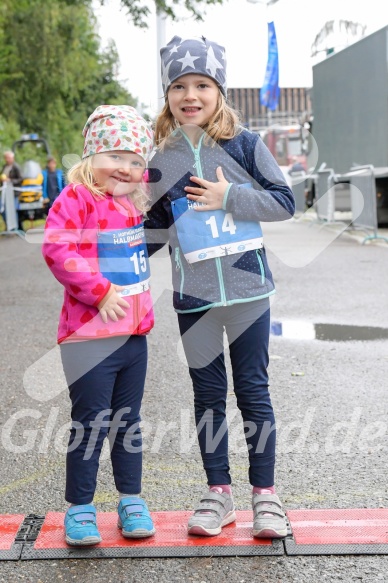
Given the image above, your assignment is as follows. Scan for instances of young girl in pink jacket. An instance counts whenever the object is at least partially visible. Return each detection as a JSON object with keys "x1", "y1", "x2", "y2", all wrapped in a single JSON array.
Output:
[{"x1": 42, "y1": 105, "x2": 155, "y2": 546}]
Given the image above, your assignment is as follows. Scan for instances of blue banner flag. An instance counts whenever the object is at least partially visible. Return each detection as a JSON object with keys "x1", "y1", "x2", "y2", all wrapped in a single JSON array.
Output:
[{"x1": 260, "y1": 21, "x2": 280, "y2": 111}]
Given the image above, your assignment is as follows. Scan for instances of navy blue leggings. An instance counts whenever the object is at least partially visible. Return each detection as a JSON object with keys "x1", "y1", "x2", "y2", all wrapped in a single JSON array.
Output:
[
  {"x1": 178, "y1": 300, "x2": 276, "y2": 487},
  {"x1": 60, "y1": 335, "x2": 147, "y2": 505}
]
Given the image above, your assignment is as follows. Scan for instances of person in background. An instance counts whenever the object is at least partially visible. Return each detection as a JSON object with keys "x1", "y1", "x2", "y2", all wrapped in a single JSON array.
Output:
[
  {"x1": 0, "y1": 151, "x2": 23, "y2": 226},
  {"x1": 42, "y1": 156, "x2": 66, "y2": 210},
  {"x1": 0, "y1": 150, "x2": 23, "y2": 187}
]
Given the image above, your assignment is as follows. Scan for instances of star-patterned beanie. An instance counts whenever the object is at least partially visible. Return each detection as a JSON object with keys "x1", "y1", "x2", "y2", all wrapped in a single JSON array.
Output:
[
  {"x1": 160, "y1": 36, "x2": 227, "y2": 98},
  {"x1": 82, "y1": 105, "x2": 154, "y2": 162}
]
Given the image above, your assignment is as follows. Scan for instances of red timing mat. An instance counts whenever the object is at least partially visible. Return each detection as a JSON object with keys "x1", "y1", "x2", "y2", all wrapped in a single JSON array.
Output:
[
  {"x1": 35, "y1": 510, "x2": 272, "y2": 549},
  {"x1": 2, "y1": 508, "x2": 386, "y2": 559},
  {"x1": 285, "y1": 508, "x2": 388, "y2": 555},
  {"x1": 0, "y1": 514, "x2": 25, "y2": 550},
  {"x1": 21, "y1": 510, "x2": 284, "y2": 559},
  {"x1": 0, "y1": 514, "x2": 25, "y2": 560},
  {"x1": 288, "y1": 508, "x2": 388, "y2": 544}
]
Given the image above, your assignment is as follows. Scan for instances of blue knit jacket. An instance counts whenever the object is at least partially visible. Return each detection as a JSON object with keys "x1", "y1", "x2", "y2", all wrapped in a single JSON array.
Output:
[{"x1": 145, "y1": 128, "x2": 295, "y2": 313}]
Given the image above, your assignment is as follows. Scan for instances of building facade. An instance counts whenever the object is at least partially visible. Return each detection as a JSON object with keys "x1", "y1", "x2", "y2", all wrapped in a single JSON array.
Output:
[{"x1": 228, "y1": 87, "x2": 312, "y2": 129}]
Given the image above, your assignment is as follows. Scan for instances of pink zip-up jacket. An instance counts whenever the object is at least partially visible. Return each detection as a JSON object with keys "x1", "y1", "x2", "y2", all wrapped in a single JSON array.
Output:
[{"x1": 42, "y1": 184, "x2": 154, "y2": 343}]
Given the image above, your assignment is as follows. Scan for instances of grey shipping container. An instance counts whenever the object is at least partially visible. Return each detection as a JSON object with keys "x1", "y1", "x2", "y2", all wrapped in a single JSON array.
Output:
[{"x1": 310, "y1": 26, "x2": 388, "y2": 225}]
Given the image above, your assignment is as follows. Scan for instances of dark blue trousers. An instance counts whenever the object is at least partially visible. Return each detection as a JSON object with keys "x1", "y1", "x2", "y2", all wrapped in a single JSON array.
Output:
[
  {"x1": 60, "y1": 335, "x2": 147, "y2": 505},
  {"x1": 178, "y1": 299, "x2": 276, "y2": 488}
]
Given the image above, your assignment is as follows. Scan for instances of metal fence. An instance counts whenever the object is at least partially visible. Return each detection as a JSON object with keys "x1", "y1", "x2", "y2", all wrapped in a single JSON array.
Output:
[
  {"x1": 345, "y1": 165, "x2": 388, "y2": 244},
  {"x1": 349, "y1": 165, "x2": 376, "y2": 230},
  {"x1": 290, "y1": 172, "x2": 307, "y2": 213},
  {"x1": 315, "y1": 168, "x2": 336, "y2": 222}
]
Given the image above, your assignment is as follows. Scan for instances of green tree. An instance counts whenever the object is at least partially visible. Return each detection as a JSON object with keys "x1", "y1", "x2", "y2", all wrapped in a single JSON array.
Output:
[
  {"x1": 113, "y1": 0, "x2": 225, "y2": 28},
  {"x1": 0, "y1": 0, "x2": 228, "y2": 158},
  {"x1": 0, "y1": 0, "x2": 136, "y2": 158}
]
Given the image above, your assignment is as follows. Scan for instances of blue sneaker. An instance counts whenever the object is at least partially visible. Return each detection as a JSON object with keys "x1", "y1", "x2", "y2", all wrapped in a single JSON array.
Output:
[
  {"x1": 117, "y1": 497, "x2": 155, "y2": 538},
  {"x1": 64, "y1": 504, "x2": 102, "y2": 546}
]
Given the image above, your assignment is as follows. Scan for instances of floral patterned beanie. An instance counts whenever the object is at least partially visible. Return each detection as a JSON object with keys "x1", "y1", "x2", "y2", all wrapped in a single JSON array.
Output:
[{"x1": 82, "y1": 105, "x2": 154, "y2": 163}]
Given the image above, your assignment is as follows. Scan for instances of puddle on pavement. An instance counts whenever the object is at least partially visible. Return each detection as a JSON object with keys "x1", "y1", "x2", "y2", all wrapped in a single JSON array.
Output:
[{"x1": 270, "y1": 321, "x2": 388, "y2": 342}]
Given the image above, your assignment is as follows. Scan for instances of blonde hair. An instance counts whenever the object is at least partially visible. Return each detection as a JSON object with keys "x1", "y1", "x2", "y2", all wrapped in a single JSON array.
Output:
[
  {"x1": 67, "y1": 155, "x2": 150, "y2": 213},
  {"x1": 154, "y1": 91, "x2": 242, "y2": 147}
]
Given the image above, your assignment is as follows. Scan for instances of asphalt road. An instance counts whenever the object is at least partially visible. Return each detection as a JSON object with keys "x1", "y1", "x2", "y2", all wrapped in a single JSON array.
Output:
[{"x1": 0, "y1": 219, "x2": 387, "y2": 582}]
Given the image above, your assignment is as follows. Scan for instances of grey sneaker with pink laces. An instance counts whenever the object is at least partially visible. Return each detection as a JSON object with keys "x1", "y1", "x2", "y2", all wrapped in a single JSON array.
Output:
[
  {"x1": 188, "y1": 489, "x2": 236, "y2": 536},
  {"x1": 252, "y1": 493, "x2": 287, "y2": 538}
]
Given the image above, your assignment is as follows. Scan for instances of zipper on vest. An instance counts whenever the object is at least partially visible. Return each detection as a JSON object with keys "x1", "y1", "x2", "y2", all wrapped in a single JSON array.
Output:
[
  {"x1": 193, "y1": 149, "x2": 202, "y2": 176},
  {"x1": 182, "y1": 131, "x2": 205, "y2": 179},
  {"x1": 183, "y1": 132, "x2": 228, "y2": 305},
  {"x1": 196, "y1": 141, "x2": 226, "y2": 304},
  {"x1": 256, "y1": 249, "x2": 265, "y2": 285},
  {"x1": 193, "y1": 138, "x2": 229, "y2": 303},
  {"x1": 175, "y1": 247, "x2": 185, "y2": 300},
  {"x1": 215, "y1": 257, "x2": 227, "y2": 305}
]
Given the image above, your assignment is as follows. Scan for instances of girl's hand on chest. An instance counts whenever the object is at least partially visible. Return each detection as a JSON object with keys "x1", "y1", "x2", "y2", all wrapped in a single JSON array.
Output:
[{"x1": 184, "y1": 166, "x2": 229, "y2": 211}]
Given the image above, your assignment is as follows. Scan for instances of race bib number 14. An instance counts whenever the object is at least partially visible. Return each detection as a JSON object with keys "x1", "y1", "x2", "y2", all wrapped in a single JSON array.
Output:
[{"x1": 172, "y1": 197, "x2": 263, "y2": 263}]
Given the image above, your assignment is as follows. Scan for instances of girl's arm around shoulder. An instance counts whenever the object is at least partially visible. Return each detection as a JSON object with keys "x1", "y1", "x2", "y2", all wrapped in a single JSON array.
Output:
[
  {"x1": 42, "y1": 184, "x2": 111, "y2": 307},
  {"x1": 223, "y1": 130, "x2": 295, "y2": 222}
]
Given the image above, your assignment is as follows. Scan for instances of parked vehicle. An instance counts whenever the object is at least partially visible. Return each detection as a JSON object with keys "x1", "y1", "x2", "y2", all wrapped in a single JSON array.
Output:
[
  {"x1": 12, "y1": 134, "x2": 51, "y2": 229},
  {"x1": 261, "y1": 123, "x2": 307, "y2": 171}
]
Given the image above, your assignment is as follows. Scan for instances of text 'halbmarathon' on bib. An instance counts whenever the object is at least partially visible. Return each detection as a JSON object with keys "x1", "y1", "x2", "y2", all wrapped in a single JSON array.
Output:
[{"x1": 172, "y1": 197, "x2": 263, "y2": 264}]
